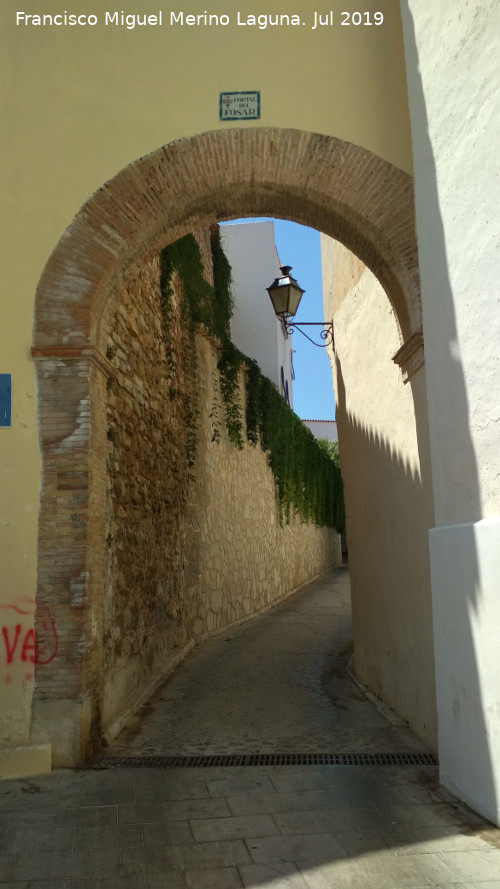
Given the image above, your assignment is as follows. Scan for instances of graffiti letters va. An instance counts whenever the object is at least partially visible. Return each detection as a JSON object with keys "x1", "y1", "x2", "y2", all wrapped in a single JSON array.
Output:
[{"x1": 1, "y1": 598, "x2": 58, "y2": 675}]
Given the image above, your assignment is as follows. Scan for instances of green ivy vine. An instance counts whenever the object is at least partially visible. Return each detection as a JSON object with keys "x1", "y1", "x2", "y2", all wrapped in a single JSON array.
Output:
[
  {"x1": 217, "y1": 342, "x2": 246, "y2": 449},
  {"x1": 159, "y1": 227, "x2": 345, "y2": 533}
]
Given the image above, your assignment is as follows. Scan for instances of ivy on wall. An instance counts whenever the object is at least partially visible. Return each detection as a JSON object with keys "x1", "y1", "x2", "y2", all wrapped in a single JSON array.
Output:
[
  {"x1": 159, "y1": 229, "x2": 345, "y2": 532},
  {"x1": 247, "y1": 365, "x2": 345, "y2": 531},
  {"x1": 160, "y1": 230, "x2": 233, "y2": 342}
]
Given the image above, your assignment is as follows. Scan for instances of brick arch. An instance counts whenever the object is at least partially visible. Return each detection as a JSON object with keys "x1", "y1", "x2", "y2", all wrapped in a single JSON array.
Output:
[
  {"x1": 33, "y1": 128, "x2": 421, "y2": 366},
  {"x1": 31, "y1": 128, "x2": 423, "y2": 765}
]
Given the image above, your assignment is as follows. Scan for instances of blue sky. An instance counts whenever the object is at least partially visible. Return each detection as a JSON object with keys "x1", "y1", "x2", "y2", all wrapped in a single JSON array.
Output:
[
  {"x1": 271, "y1": 219, "x2": 335, "y2": 421},
  {"x1": 224, "y1": 218, "x2": 336, "y2": 420}
]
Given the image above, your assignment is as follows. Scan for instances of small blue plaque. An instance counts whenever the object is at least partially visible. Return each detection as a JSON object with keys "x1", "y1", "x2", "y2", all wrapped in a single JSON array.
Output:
[
  {"x1": 219, "y1": 91, "x2": 260, "y2": 121},
  {"x1": 0, "y1": 374, "x2": 12, "y2": 427}
]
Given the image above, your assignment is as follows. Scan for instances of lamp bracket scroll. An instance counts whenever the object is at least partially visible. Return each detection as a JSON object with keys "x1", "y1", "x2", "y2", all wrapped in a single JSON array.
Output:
[{"x1": 283, "y1": 320, "x2": 334, "y2": 349}]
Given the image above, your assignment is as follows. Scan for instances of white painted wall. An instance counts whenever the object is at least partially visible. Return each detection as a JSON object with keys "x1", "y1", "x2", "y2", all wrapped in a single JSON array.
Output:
[
  {"x1": 430, "y1": 519, "x2": 500, "y2": 823},
  {"x1": 303, "y1": 420, "x2": 338, "y2": 442},
  {"x1": 401, "y1": 0, "x2": 500, "y2": 824},
  {"x1": 220, "y1": 221, "x2": 293, "y2": 403}
]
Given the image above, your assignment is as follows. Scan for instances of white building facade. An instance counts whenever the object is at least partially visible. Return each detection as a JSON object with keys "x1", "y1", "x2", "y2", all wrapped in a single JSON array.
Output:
[
  {"x1": 220, "y1": 221, "x2": 294, "y2": 406},
  {"x1": 303, "y1": 419, "x2": 338, "y2": 442},
  {"x1": 401, "y1": 0, "x2": 500, "y2": 824}
]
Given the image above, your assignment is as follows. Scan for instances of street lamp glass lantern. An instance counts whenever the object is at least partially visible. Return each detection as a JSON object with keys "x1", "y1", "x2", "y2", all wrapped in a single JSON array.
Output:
[{"x1": 266, "y1": 265, "x2": 305, "y2": 320}]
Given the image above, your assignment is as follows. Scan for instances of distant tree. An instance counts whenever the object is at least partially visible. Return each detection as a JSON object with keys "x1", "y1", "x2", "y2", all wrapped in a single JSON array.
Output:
[
  {"x1": 317, "y1": 438, "x2": 340, "y2": 466},
  {"x1": 317, "y1": 437, "x2": 345, "y2": 537}
]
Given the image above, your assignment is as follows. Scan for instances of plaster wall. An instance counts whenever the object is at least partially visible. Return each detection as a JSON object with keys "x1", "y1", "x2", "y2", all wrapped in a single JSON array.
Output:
[
  {"x1": 321, "y1": 236, "x2": 437, "y2": 749},
  {"x1": 401, "y1": 0, "x2": 500, "y2": 822},
  {"x1": 401, "y1": 1, "x2": 499, "y2": 525},
  {"x1": 0, "y1": 1, "x2": 412, "y2": 744},
  {"x1": 429, "y1": 519, "x2": 500, "y2": 825}
]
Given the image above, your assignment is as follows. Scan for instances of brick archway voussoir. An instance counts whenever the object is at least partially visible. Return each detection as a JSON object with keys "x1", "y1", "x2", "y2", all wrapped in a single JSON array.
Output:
[{"x1": 34, "y1": 128, "x2": 422, "y2": 378}]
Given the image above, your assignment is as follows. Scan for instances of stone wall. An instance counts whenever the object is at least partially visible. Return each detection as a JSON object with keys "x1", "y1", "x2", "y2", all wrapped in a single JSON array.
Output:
[
  {"x1": 104, "y1": 254, "x2": 194, "y2": 732},
  {"x1": 103, "y1": 241, "x2": 340, "y2": 740},
  {"x1": 184, "y1": 333, "x2": 340, "y2": 637}
]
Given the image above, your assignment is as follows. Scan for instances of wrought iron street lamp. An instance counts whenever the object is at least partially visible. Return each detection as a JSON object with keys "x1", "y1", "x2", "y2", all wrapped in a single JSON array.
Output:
[{"x1": 266, "y1": 266, "x2": 334, "y2": 348}]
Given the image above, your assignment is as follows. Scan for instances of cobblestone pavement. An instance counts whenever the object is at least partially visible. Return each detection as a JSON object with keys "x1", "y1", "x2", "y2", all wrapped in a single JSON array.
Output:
[
  {"x1": 106, "y1": 567, "x2": 427, "y2": 757},
  {"x1": 2, "y1": 568, "x2": 500, "y2": 887}
]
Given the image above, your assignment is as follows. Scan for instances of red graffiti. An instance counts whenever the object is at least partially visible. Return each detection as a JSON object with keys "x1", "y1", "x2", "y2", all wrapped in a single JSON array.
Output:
[
  {"x1": 1, "y1": 600, "x2": 58, "y2": 669},
  {"x1": 1, "y1": 626, "x2": 37, "y2": 664},
  {"x1": 2, "y1": 625, "x2": 24, "y2": 663},
  {"x1": 3, "y1": 604, "x2": 32, "y2": 615}
]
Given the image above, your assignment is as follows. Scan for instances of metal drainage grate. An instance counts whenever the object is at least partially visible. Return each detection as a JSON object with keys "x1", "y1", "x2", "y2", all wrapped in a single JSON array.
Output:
[{"x1": 87, "y1": 752, "x2": 438, "y2": 770}]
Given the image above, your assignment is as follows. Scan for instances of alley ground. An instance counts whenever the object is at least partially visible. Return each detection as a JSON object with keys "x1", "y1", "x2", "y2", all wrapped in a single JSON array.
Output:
[
  {"x1": 1, "y1": 568, "x2": 499, "y2": 887},
  {"x1": 105, "y1": 566, "x2": 426, "y2": 758}
]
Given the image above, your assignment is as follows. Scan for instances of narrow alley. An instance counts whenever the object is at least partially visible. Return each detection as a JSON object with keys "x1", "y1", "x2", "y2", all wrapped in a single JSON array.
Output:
[
  {"x1": 1, "y1": 569, "x2": 499, "y2": 888},
  {"x1": 103, "y1": 567, "x2": 427, "y2": 759}
]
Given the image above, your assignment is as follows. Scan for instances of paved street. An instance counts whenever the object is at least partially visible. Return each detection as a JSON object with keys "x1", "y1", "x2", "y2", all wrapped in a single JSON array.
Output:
[
  {"x1": 1, "y1": 568, "x2": 499, "y2": 887},
  {"x1": 106, "y1": 566, "x2": 426, "y2": 757}
]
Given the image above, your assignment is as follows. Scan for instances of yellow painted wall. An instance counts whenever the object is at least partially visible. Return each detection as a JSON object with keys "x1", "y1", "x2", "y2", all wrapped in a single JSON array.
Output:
[
  {"x1": 321, "y1": 235, "x2": 437, "y2": 748},
  {"x1": 0, "y1": 0, "x2": 411, "y2": 744}
]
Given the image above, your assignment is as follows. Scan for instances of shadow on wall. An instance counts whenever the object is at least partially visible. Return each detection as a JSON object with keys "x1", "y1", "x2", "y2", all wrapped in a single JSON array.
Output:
[
  {"x1": 335, "y1": 335, "x2": 495, "y2": 815},
  {"x1": 390, "y1": 2, "x2": 495, "y2": 823},
  {"x1": 334, "y1": 357, "x2": 437, "y2": 751}
]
